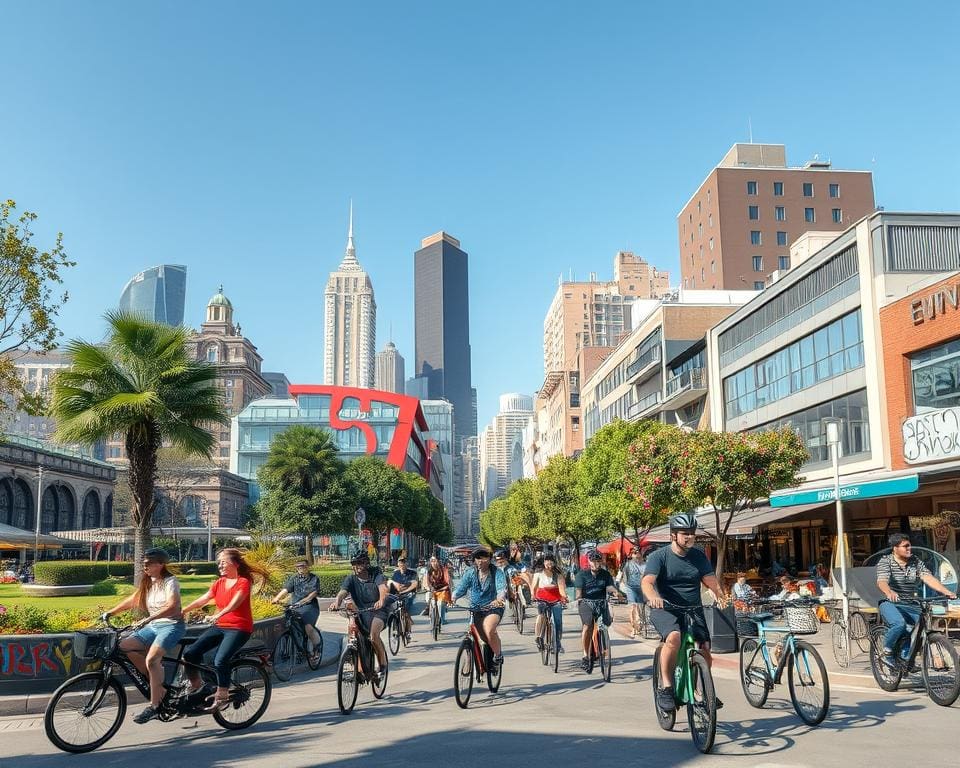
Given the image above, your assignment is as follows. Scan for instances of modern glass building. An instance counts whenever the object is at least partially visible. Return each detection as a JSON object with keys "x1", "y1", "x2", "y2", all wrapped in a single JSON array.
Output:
[{"x1": 118, "y1": 264, "x2": 187, "y2": 326}]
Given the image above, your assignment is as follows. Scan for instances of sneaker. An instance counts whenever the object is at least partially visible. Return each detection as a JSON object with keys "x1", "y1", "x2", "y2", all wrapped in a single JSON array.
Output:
[
  {"x1": 133, "y1": 706, "x2": 159, "y2": 724},
  {"x1": 630, "y1": 629, "x2": 638, "y2": 639},
  {"x1": 580, "y1": 657, "x2": 590, "y2": 672},
  {"x1": 492, "y1": 654, "x2": 503, "y2": 673},
  {"x1": 536, "y1": 637, "x2": 544, "y2": 651},
  {"x1": 557, "y1": 643, "x2": 565, "y2": 654},
  {"x1": 881, "y1": 653, "x2": 898, "y2": 671},
  {"x1": 187, "y1": 683, "x2": 215, "y2": 702},
  {"x1": 656, "y1": 686, "x2": 676, "y2": 712}
]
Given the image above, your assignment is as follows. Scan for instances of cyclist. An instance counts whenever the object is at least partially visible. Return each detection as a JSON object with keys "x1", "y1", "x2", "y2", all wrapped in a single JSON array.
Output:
[
  {"x1": 575, "y1": 549, "x2": 619, "y2": 670},
  {"x1": 530, "y1": 552, "x2": 567, "y2": 653},
  {"x1": 495, "y1": 549, "x2": 529, "y2": 619},
  {"x1": 329, "y1": 551, "x2": 389, "y2": 676},
  {"x1": 875, "y1": 532, "x2": 957, "y2": 669},
  {"x1": 389, "y1": 556, "x2": 420, "y2": 642},
  {"x1": 270, "y1": 559, "x2": 322, "y2": 664},
  {"x1": 181, "y1": 548, "x2": 269, "y2": 711},
  {"x1": 101, "y1": 547, "x2": 185, "y2": 724},
  {"x1": 452, "y1": 546, "x2": 507, "y2": 670},
  {"x1": 425, "y1": 555, "x2": 453, "y2": 626},
  {"x1": 642, "y1": 513, "x2": 726, "y2": 712},
  {"x1": 618, "y1": 546, "x2": 646, "y2": 638}
]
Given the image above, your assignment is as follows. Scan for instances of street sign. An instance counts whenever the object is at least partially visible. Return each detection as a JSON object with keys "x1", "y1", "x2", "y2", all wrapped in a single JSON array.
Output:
[
  {"x1": 770, "y1": 474, "x2": 919, "y2": 508},
  {"x1": 354, "y1": 507, "x2": 366, "y2": 526}
]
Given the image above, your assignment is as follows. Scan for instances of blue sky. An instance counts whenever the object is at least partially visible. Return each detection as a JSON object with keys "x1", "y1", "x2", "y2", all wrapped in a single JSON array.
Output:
[{"x1": 4, "y1": 1, "x2": 959, "y2": 430}]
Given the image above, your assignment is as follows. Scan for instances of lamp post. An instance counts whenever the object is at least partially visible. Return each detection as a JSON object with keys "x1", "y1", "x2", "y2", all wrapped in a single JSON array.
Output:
[
  {"x1": 201, "y1": 497, "x2": 214, "y2": 562},
  {"x1": 32, "y1": 465, "x2": 43, "y2": 566},
  {"x1": 824, "y1": 417, "x2": 849, "y2": 658}
]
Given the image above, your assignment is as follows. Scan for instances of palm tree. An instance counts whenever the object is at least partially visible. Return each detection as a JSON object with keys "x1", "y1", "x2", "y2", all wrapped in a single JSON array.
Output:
[{"x1": 50, "y1": 311, "x2": 226, "y2": 572}]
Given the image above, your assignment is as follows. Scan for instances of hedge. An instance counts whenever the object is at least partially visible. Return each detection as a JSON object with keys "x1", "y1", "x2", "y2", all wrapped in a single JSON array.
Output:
[
  {"x1": 35, "y1": 562, "x2": 135, "y2": 586},
  {"x1": 171, "y1": 561, "x2": 220, "y2": 576},
  {"x1": 314, "y1": 569, "x2": 351, "y2": 597}
]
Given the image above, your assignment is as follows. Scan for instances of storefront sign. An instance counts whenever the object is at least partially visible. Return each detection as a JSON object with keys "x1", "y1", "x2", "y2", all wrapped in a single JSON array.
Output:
[
  {"x1": 902, "y1": 407, "x2": 960, "y2": 464},
  {"x1": 911, "y1": 283, "x2": 960, "y2": 325},
  {"x1": 770, "y1": 474, "x2": 919, "y2": 507}
]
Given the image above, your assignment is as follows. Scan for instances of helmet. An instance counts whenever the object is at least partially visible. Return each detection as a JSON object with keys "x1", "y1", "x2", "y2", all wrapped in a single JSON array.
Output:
[
  {"x1": 493, "y1": 549, "x2": 508, "y2": 560},
  {"x1": 587, "y1": 549, "x2": 603, "y2": 562},
  {"x1": 349, "y1": 550, "x2": 370, "y2": 565},
  {"x1": 669, "y1": 513, "x2": 698, "y2": 532},
  {"x1": 142, "y1": 548, "x2": 170, "y2": 563}
]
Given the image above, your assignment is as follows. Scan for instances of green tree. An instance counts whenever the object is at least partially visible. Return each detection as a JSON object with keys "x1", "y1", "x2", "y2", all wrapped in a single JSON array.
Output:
[
  {"x1": 624, "y1": 423, "x2": 693, "y2": 538},
  {"x1": 686, "y1": 428, "x2": 807, "y2": 580},
  {"x1": 343, "y1": 456, "x2": 409, "y2": 561},
  {"x1": 0, "y1": 199, "x2": 74, "y2": 422},
  {"x1": 256, "y1": 425, "x2": 354, "y2": 563},
  {"x1": 535, "y1": 454, "x2": 597, "y2": 564},
  {"x1": 50, "y1": 312, "x2": 225, "y2": 576}
]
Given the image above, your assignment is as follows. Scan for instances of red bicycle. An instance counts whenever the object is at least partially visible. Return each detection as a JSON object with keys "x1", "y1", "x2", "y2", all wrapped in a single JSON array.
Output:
[
  {"x1": 333, "y1": 605, "x2": 388, "y2": 714},
  {"x1": 452, "y1": 604, "x2": 503, "y2": 708}
]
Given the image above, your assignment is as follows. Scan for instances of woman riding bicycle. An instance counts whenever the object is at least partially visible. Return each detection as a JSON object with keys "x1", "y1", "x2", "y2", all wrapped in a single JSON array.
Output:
[
  {"x1": 530, "y1": 552, "x2": 567, "y2": 655},
  {"x1": 101, "y1": 547, "x2": 185, "y2": 724},
  {"x1": 425, "y1": 555, "x2": 453, "y2": 627},
  {"x1": 181, "y1": 548, "x2": 269, "y2": 711}
]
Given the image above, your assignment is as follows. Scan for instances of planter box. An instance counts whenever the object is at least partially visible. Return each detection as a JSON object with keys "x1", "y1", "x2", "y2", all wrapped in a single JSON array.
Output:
[
  {"x1": 20, "y1": 584, "x2": 94, "y2": 597},
  {"x1": 703, "y1": 604, "x2": 738, "y2": 653}
]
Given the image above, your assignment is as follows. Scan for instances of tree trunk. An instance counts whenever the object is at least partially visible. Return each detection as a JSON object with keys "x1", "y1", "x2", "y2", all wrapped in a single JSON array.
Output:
[
  {"x1": 127, "y1": 425, "x2": 160, "y2": 585},
  {"x1": 304, "y1": 532, "x2": 314, "y2": 564}
]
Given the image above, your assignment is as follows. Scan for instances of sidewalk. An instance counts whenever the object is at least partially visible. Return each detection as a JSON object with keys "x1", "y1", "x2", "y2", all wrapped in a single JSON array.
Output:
[{"x1": 0, "y1": 629, "x2": 343, "y2": 718}]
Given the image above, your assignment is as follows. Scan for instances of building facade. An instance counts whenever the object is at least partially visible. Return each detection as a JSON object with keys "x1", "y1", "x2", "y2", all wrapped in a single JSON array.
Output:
[
  {"x1": 375, "y1": 341, "x2": 406, "y2": 395},
  {"x1": 678, "y1": 143, "x2": 875, "y2": 291},
  {"x1": 479, "y1": 393, "x2": 534, "y2": 506},
  {"x1": 457, "y1": 435, "x2": 481, "y2": 540},
  {"x1": 1, "y1": 349, "x2": 72, "y2": 445},
  {"x1": 118, "y1": 264, "x2": 187, "y2": 326},
  {"x1": 420, "y1": 399, "x2": 455, "y2": 519},
  {"x1": 324, "y1": 206, "x2": 377, "y2": 389}
]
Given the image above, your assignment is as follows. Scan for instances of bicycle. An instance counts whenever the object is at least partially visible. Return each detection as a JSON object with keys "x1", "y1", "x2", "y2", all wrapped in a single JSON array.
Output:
[
  {"x1": 428, "y1": 590, "x2": 447, "y2": 641},
  {"x1": 636, "y1": 600, "x2": 659, "y2": 640},
  {"x1": 44, "y1": 617, "x2": 272, "y2": 754},
  {"x1": 272, "y1": 604, "x2": 323, "y2": 682},
  {"x1": 583, "y1": 597, "x2": 613, "y2": 682},
  {"x1": 534, "y1": 599, "x2": 562, "y2": 674},
  {"x1": 826, "y1": 598, "x2": 870, "y2": 668},
  {"x1": 650, "y1": 602, "x2": 718, "y2": 754},
  {"x1": 333, "y1": 605, "x2": 389, "y2": 714},
  {"x1": 739, "y1": 599, "x2": 830, "y2": 725},
  {"x1": 510, "y1": 576, "x2": 528, "y2": 635},
  {"x1": 451, "y1": 603, "x2": 504, "y2": 708},
  {"x1": 869, "y1": 597, "x2": 960, "y2": 706},
  {"x1": 387, "y1": 593, "x2": 413, "y2": 655}
]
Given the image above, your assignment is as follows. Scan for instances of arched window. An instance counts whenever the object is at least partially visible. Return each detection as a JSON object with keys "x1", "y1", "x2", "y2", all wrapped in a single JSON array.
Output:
[
  {"x1": 0, "y1": 480, "x2": 11, "y2": 526},
  {"x1": 41, "y1": 487, "x2": 58, "y2": 534},
  {"x1": 57, "y1": 486, "x2": 75, "y2": 531},
  {"x1": 206, "y1": 346, "x2": 218, "y2": 362},
  {"x1": 11, "y1": 480, "x2": 31, "y2": 530},
  {"x1": 82, "y1": 491, "x2": 101, "y2": 529},
  {"x1": 103, "y1": 495, "x2": 113, "y2": 527},
  {"x1": 180, "y1": 495, "x2": 203, "y2": 527}
]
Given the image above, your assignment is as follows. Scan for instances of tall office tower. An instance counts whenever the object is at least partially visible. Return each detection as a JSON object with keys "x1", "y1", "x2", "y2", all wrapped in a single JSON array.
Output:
[
  {"x1": 118, "y1": 264, "x2": 187, "y2": 326},
  {"x1": 375, "y1": 341, "x2": 406, "y2": 394},
  {"x1": 678, "y1": 143, "x2": 875, "y2": 291},
  {"x1": 414, "y1": 232, "x2": 475, "y2": 445},
  {"x1": 478, "y1": 393, "x2": 534, "y2": 506},
  {"x1": 420, "y1": 399, "x2": 455, "y2": 519},
  {"x1": 323, "y1": 204, "x2": 377, "y2": 388},
  {"x1": 455, "y1": 435, "x2": 480, "y2": 539}
]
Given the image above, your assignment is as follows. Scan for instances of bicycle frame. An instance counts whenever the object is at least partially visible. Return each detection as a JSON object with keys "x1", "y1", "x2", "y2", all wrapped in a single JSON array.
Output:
[
  {"x1": 747, "y1": 620, "x2": 802, "y2": 685},
  {"x1": 283, "y1": 607, "x2": 311, "y2": 655},
  {"x1": 344, "y1": 613, "x2": 378, "y2": 683},
  {"x1": 586, "y1": 600, "x2": 608, "y2": 657},
  {"x1": 883, "y1": 599, "x2": 940, "y2": 668},
  {"x1": 673, "y1": 629, "x2": 699, "y2": 705}
]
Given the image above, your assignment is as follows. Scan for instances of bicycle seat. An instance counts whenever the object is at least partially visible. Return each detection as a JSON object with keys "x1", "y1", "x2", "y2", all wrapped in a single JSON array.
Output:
[
  {"x1": 237, "y1": 644, "x2": 269, "y2": 656},
  {"x1": 748, "y1": 612, "x2": 774, "y2": 623}
]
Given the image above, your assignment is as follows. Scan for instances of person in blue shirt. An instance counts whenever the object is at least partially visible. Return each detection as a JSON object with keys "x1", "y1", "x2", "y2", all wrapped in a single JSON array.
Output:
[
  {"x1": 389, "y1": 556, "x2": 420, "y2": 642},
  {"x1": 452, "y1": 546, "x2": 508, "y2": 669}
]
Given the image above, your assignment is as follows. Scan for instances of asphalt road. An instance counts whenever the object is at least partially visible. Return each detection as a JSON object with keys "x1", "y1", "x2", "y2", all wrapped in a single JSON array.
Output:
[{"x1": 1, "y1": 604, "x2": 956, "y2": 768}]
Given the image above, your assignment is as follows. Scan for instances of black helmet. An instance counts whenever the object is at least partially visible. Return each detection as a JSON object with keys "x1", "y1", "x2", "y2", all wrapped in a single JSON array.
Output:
[
  {"x1": 349, "y1": 550, "x2": 370, "y2": 565},
  {"x1": 587, "y1": 549, "x2": 603, "y2": 562},
  {"x1": 669, "y1": 513, "x2": 698, "y2": 532},
  {"x1": 143, "y1": 547, "x2": 170, "y2": 563}
]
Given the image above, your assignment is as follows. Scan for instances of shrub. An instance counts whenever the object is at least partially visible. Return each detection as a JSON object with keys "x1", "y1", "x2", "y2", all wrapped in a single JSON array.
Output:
[
  {"x1": 0, "y1": 604, "x2": 49, "y2": 633},
  {"x1": 34, "y1": 562, "x2": 135, "y2": 586},
  {"x1": 314, "y1": 569, "x2": 351, "y2": 597},
  {"x1": 251, "y1": 597, "x2": 283, "y2": 621},
  {"x1": 171, "y1": 561, "x2": 219, "y2": 576}
]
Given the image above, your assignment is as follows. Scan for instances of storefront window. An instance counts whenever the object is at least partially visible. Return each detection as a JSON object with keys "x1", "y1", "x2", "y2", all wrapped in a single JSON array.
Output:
[{"x1": 911, "y1": 338, "x2": 960, "y2": 413}]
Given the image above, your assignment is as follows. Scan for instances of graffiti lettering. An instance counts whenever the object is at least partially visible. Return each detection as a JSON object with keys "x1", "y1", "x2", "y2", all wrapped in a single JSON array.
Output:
[{"x1": 903, "y1": 407, "x2": 960, "y2": 464}]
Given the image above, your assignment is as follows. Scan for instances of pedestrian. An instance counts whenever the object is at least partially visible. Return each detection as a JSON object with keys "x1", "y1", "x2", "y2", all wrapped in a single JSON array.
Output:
[{"x1": 618, "y1": 546, "x2": 647, "y2": 637}]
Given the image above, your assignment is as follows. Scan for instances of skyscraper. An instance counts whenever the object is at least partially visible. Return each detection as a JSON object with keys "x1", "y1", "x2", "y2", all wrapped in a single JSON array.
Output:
[
  {"x1": 414, "y1": 232, "x2": 474, "y2": 443},
  {"x1": 375, "y1": 341, "x2": 405, "y2": 394},
  {"x1": 478, "y1": 393, "x2": 534, "y2": 506},
  {"x1": 118, "y1": 264, "x2": 187, "y2": 326},
  {"x1": 324, "y1": 204, "x2": 377, "y2": 388}
]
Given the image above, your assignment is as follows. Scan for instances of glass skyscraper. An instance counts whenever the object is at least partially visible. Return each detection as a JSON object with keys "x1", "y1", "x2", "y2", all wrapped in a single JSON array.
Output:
[{"x1": 118, "y1": 264, "x2": 187, "y2": 325}]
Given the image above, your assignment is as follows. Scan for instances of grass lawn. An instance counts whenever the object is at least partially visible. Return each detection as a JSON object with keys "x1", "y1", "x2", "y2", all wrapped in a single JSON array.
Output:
[{"x1": 0, "y1": 574, "x2": 217, "y2": 613}]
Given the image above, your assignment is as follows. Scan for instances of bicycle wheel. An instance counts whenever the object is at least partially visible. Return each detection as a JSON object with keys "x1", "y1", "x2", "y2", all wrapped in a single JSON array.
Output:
[
  {"x1": 869, "y1": 625, "x2": 903, "y2": 692},
  {"x1": 739, "y1": 638, "x2": 770, "y2": 708},
  {"x1": 651, "y1": 646, "x2": 676, "y2": 731},
  {"x1": 432, "y1": 602, "x2": 441, "y2": 642},
  {"x1": 552, "y1": 618, "x2": 560, "y2": 674},
  {"x1": 922, "y1": 632, "x2": 960, "y2": 706},
  {"x1": 687, "y1": 651, "x2": 717, "y2": 754},
  {"x1": 307, "y1": 631, "x2": 323, "y2": 671},
  {"x1": 850, "y1": 611, "x2": 870, "y2": 653},
  {"x1": 272, "y1": 631, "x2": 295, "y2": 682},
  {"x1": 599, "y1": 626, "x2": 612, "y2": 682},
  {"x1": 337, "y1": 648, "x2": 360, "y2": 714},
  {"x1": 518, "y1": 603, "x2": 525, "y2": 635},
  {"x1": 787, "y1": 640, "x2": 829, "y2": 726},
  {"x1": 213, "y1": 660, "x2": 272, "y2": 730},
  {"x1": 371, "y1": 654, "x2": 388, "y2": 699},
  {"x1": 400, "y1": 611, "x2": 410, "y2": 647},
  {"x1": 388, "y1": 614, "x2": 402, "y2": 656},
  {"x1": 540, "y1": 619, "x2": 552, "y2": 667},
  {"x1": 44, "y1": 672, "x2": 126, "y2": 754},
  {"x1": 831, "y1": 621, "x2": 849, "y2": 668},
  {"x1": 454, "y1": 640, "x2": 474, "y2": 708},
  {"x1": 485, "y1": 644, "x2": 502, "y2": 692}
]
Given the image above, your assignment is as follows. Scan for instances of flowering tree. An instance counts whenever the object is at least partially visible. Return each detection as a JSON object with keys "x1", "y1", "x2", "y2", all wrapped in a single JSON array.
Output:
[{"x1": 624, "y1": 424, "x2": 692, "y2": 540}]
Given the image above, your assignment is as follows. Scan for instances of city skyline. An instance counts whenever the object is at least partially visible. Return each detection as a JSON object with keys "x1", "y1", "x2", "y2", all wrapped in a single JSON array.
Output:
[{"x1": 2, "y1": 4, "x2": 958, "y2": 430}]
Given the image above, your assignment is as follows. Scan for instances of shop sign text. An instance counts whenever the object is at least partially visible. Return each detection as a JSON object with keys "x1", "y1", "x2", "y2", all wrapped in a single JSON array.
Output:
[
  {"x1": 902, "y1": 407, "x2": 960, "y2": 464},
  {"x1": 911, "y1": 284, "x2": 960, "y2": 325}
]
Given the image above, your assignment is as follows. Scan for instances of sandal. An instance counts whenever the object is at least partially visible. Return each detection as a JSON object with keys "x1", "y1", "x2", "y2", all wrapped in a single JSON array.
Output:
[{"x1": 204, "y1": 693, "x2": 231, "y2": 712}]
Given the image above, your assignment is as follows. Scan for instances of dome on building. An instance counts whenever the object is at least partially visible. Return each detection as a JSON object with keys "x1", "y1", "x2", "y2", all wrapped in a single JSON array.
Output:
[{"x1": 208, "y1": 285, "x2": 233, "y2": 309}]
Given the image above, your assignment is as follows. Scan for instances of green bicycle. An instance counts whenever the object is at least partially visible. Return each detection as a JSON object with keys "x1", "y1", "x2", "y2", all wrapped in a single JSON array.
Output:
[{"x1": 651, "y1": 603, "x2": 718, "y2": 754}]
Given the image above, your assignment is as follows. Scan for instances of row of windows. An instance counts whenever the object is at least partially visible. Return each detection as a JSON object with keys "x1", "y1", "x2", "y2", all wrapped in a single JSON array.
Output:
[
  {"x1": 724, "y1": 309, "x2": 864, "y2": 419},
  {"x1": 746, "y1": 180, "x2": 841, "y2": 198},
  {"x1": 748, "y1": 206, "x2": 843, "y2": 224},
  {"x1": 752, "y1": 255, "x2": 791, "y2": 272},
  {"x1": 912, "y1": 337, "x2": 960, "y2": 414}
]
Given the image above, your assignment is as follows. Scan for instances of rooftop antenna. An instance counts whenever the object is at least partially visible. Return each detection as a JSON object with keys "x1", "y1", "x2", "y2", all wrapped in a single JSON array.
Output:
[{"x1": 748, "y1": 117, "x2": 753, "y2": 144}]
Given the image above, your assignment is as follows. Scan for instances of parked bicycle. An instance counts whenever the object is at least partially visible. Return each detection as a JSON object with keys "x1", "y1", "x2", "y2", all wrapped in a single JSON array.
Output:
[
  {"x1": 651, "y1": 602, "x2": 718, "y2": 754},
  {"x1": 636, "y1": 601, "x2": 659, "y2": 640},
  {"x1": 533, "y1": 599, "x2": 561, "y2": 674},
  {"x1": 583, "y1": 597, "x2": 613, "y2": 681},
  {"x1": 272, "y1": 604, "x2": 323, "y2": 682},
  {"x1": 333, "y1": 605, "x2": 388, "y2": 714},
  {"x1": 869, "y1": 597, "x2": 960, "y2": 706},
  {"x1": 44, "y1": 617, "x2": 272, "y2": 754},
  {"x1": 826, "y1": 598, "x2": 870, "y2": 668},
  {"x1": 739, "y1": 599, "x2": 830, "y2": 725},
  {"x1": 451, "y1": 604, "x2": 503, "y2": 708}
]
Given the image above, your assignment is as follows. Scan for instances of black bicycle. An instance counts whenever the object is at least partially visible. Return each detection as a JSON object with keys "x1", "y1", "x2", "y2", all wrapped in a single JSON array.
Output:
[
  {"x1": 44, "y1": 617, "x2": 272, "y2": 754},
  {"x1": 388, "y1": 594, "x2": 413, "y2": 655},
  {"x1": 534, "y1": 599, "x2": 562, "y2": 674},
  {"x1": 869, "y1": 597, "x2": 960, "y2": 706},
  {"x1": 451, "y1": 603, "x2": 503, "y2": 708},
  {"x1": 583, "y1": 598, "x2": 613, "y2": 681},
  {"x1": 334, "y1": 606, "x2": 388, "y2": 714},
  {"x1": 272, "y1": 604, "x2": 323, "y2": 682}
]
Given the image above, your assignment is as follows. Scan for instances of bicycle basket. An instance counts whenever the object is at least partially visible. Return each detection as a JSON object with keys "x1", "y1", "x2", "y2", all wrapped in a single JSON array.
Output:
[
  {"x1": 73, "y1": 630, "x2": 118, "y2": 660},
  {"x1": 735, "y1": 613, "x2": 760, "y2": 638},
  {"x1": 783, "y1": 604, "x2": 819, "y2": 634}
]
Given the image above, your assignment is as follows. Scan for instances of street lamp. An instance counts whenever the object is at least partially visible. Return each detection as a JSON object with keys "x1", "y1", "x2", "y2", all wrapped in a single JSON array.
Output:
[
  {"x1": 823, "y1": 417, "x2": 849, "y2": 658},
  {"x1": 200, "y1": 498, "x2": 214, "y2": 562},
  {"x1": 32, "y1": 465, "x2": 43, "y2": 566}
]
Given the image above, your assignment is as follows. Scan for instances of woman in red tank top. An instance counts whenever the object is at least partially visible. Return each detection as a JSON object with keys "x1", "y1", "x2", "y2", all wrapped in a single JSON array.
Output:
[{"x1": 530, "y1": 553, "x2": 567, "y2": 652}]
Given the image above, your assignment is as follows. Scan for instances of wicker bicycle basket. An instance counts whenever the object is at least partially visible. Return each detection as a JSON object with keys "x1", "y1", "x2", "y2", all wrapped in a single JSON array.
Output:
[
  {"x1": 783, "y1": 604, "x2": 819, "y2": 634},
  {"x1": 73, "y1": 630, "x2": 118, "y2": 660}
]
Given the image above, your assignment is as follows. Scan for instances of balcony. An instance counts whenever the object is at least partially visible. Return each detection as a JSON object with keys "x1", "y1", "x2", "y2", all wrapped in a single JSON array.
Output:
[
  {"x1": 627, "y1": 390, "x2": 662, "y2": 421},
  {"x1": 626, "y1": 346, "x2": 662, "y2": 384},
  {"x1": 662, "y1": 367, "x2": 707, "y2": 409}
]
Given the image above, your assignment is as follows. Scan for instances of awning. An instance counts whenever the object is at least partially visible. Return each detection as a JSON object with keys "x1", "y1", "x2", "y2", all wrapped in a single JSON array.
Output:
[
  {"x1": 646, "y1": 500, "x2": 832, "y2": 542},
  {"x1": 0, "y1": 523, "x2": 78, "y2": 550},
  {"x1": 51, "y1": 526, "x2": 249, "y2": 545}
]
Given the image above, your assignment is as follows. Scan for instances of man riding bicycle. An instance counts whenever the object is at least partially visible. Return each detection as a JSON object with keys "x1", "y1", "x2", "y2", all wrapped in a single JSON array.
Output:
[
  {"x1": 575, "y1": 549, "x2": 619, "y2": 671},
  {"x1": 452, "y1": 546, "x2": 508, "y2": 671},
  {"x1": 495, "y1": 549, "x2": 529, "y2": 616},
  {"x1": 875, "y1": 532, "x2": 956, "y2": 670},
  {"x1": 270, "y1": 559, "x2": 322, "y2": 664},
  {"x1": 329, "y1": 551, "x2": 389, "y2": 677},
  {"x1": 642, "y1": 513, "x2": 726, "y2": 713},
  {"x1": 389, "y1": 556, "x2": 420, "y2": 642}
]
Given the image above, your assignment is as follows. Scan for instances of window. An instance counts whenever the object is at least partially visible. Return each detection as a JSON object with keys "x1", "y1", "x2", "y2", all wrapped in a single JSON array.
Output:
[
  {"x1": 803, "y1": 182, "x2": 814, "y2": 197},
  {"x1": 777, "y1": 231, "x2": 788, "y2": 246},
  {"x1": 752, "y1": 256, "x2": 763, "y2": 272},
  {"x1": 708, "y1": 213, "x2": 713, "y2": 227},
  {"x1": 773, "y1": 181, "x2": 784, "y2": 196},
  {"x1": 701, "y1": 267, "x2": 705, "y2": 281},
  {"x1": 779, "y1": 255, "x2": 790, "y2": 270},
  {"x1": 805, "y1": 208, "x2": 816, "y2": 223},
  {"x1": 707, "y1": 190, "x2": 712, "y2": 203},
  {"x1": 206, "y1": 347, "x2": 218, "y2": 362},
  {"x1": 709, "y1": 237, "x2": 714, "y2": 251},
  {"x1": 754, "y1": 281, "x2": 765, "y2": 290},
  {"x1": 711, "y1": 260, "x2": 716, "y2": 273},
  {"x1": 750, "y1": 230, "x2": 762, "y2": 245},
  {"x1": 912, "y1": 338, "x2": 960, "y2": 413},
  {"x1": 748, "y1": 205, "x2": 759, "y2": 220},
  {"x1": 747, "y1": 180, "x2": 758, "y2": 195},
  {"x1": 829, "y1": 183, "x2": 840, "y2": 198},
  {"x1": 698, "y1": 223, "x2": 703, "y2": 237},
  {"x1": 775, "y1": 206, "x2": 786, "y2": 221},
  {"x1": 832, "y1": 208, "x2": 843, "y2": 223}
]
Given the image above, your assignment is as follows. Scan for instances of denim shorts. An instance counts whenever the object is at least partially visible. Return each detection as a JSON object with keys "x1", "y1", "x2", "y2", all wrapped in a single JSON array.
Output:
[
  {"x1": 131, "y1": 620, "x2": 187, "y2": 651},
  {"x1": 623, "y1": 585, "x2": 644, "y2": 605}
]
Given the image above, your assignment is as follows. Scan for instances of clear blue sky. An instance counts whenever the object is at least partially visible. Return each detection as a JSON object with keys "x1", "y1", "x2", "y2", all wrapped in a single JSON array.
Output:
[{"x1": 4, "y1": 1, "x2": 959, "y2": 430}]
